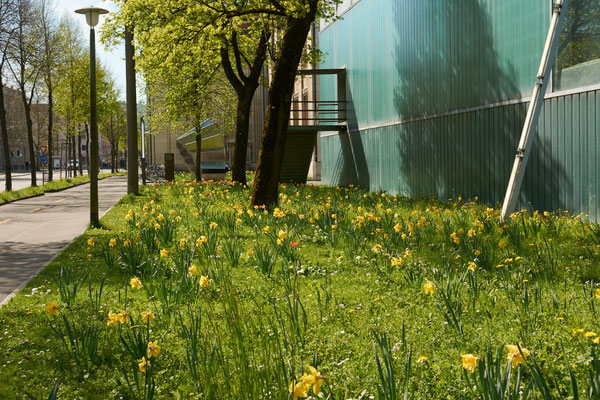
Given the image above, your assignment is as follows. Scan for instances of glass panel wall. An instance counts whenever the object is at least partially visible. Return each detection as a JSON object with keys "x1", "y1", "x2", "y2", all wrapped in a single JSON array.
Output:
[{"x1": 555, "y1": 0, "x2": 600, "y2": 91}]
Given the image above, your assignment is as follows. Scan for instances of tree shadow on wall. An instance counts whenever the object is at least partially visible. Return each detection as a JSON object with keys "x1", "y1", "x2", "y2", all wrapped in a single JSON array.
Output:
[
  {"x1": 392, "y1": 0, "x2": 568, "y2": 211},
  {"x1": 326, "y1": 83, "x2": 370, "y2": 189}
]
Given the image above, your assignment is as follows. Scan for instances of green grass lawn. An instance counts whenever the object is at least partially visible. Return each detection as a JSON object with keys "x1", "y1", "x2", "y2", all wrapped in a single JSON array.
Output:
[
  {"x1": 0, "y1": 172, "x2": 126, "y2": 204},
  {"x1": 1, "y1": 175, "x2": 599, "y2": 399}
]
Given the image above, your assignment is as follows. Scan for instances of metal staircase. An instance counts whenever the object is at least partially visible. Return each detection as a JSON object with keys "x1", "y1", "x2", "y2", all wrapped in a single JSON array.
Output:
[{"x1": 280, "y1": 68, "x2": 347, "y2": 183}]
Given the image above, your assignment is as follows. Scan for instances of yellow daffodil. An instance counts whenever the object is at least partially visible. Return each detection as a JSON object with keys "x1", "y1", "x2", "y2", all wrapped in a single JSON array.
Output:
[
  {"x1": 141, "y1": 309, "x2": 154, "y2": 323},
  {"x1": 594, "y1": 337, "x2": 600, "y2": 344},
  {"x1": 107, "y1": 310, "x2": 119, "y2": 326},
  {"x1": 246, "y1": 249, "x2": 254, "y2": 256},
  {"x1": 391, "y1": 257, "x2": 404, "y2": 267},
  {"x1": 138, "y1": 356, "x2": 151, "y2": 373},
  {"x1": 188, "y1": 265, "x2": 198, "y2": 276},
  {"x1": 596, "y1": 288, "x2": 600, "y2": 299},
  {"x1": 199, "y1": 276, "x2": 209, "y2": 288},
  {"x1": 584, "y1": 331, "x2": 598, "y2": 338},
  {"x1": 394, "y1": 223, "x2": 402, "y2": 233},
  {"x1": 498, "y1": 240, "x2": 507, "y2": 249},
  {"x1": 277, "y1": 230, "x2": 286, "y2": 240},
  {"x1": 109, "y1": 238, "x2": 117, "y2": 247},
  {"x1": 506, "y1": 345, "x2": 530, "y2": 368},
  {"x1": 147, "y1": 341, "x2": 161, "y2": 358},
  {"x1": 123, "y1": 239, "x2": 131, "y2": 247},
  {"x1": 160, "y1": 249, "x2": 169, "y2": 258},
  {"x1": 45, "y1": 300, "x2": 59, "y2": 316},
  {"x1": 424, "y1": 282, "x2": 435, "y2": 295},
  {"x1": 468, "y1": 261, "x2": 477, "y2": 272},
  {"x1": 209, "y1": 222, "x2": 218, "y2": 230},
  {"x1": 117, "y1": 310, "x2": 130, "y2": 324},
  {"x1": 417, "y1": 356, "x2": 428, "y2": 363},
  {"x1": 303, "y1": 366, "x2": 324, "y2": 394},
  {"x1": 87, "y1": 237, "x2": 95, "y2": 246},
  {"x1": 289, "y1": 380, "x2": 310, "y2": 400},
  {"x1": 462, "y1": 354, "x2": 478, "y2": 373},
  {"x1": 157, "y1": 214, "x2": 164, "y2": 221},
  {"x1": 130, "y1": 276, "x2": 142, "y2": 290},
  {"x1": 196, "y1": 236, "x2": 207, "y2": 247}
]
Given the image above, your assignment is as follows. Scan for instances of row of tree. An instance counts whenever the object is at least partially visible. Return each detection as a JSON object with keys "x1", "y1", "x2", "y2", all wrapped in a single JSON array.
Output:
[
  {"x1": 0, "y1": 0, "x2": 126, "y2": 191},
  {"x1": 107, "y1": 0, "x2": 339, "y2": 206}
]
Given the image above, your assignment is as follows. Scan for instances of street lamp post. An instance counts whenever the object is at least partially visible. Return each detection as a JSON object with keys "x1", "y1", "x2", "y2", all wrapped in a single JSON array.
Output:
[{"x1": 75, "y1": 6, "x2": 108, "y2": 227}]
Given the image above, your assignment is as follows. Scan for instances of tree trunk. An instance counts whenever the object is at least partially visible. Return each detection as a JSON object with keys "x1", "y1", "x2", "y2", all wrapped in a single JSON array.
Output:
[
  {"x1": 220, "y1": 31, "x2": 269, "y2": 186},
  {"x1": 21, "y1": 91, "x2": 36, "y2": 186},
  {"x1": 0, "y1": 72, "x2": 12, "y2": 191},
  {"x1": 110, "y1": 141, "x2": 115, "y2": 173},
  {"x1": 194, "y1": 131, "x2": 202, "y2": 183},
  {"x1": 78, "y1": 129, "x2": 83, "y2": 175},
  {"x1": 251, "y1": 10, "x2": 317, "y2": 207},
  {"x1": 66, "y1": 134, "x2": 70, "y2": 177},
  {"x1": 231, "y1": 93, "x2": 253, "y2": 185},
  {"x1": 85, "y1": 122, "x2": 90, "y2": 173},
  {"x1": 125, "y1": 26, "x2": 138, "y2": 194},
  {"x1": 71, "y1": 128, "x2": 77, "y2": 177},
  {"x1": 47, "y1": 89, "x2": 53, "y2": 181},
  {"x1": 115, "y1": 141, "x2": 119, "y2": 172}
]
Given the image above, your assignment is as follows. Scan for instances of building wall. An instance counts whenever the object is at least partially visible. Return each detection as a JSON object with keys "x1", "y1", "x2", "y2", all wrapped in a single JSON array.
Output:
[{"x1": 319, "y1": 0, "x2": 600, "y2": 219}]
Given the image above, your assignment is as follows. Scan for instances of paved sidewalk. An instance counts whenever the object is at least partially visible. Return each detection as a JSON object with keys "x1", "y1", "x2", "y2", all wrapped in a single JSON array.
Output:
[{"x1": 0, "y1": 176, "x2": 127, "y2": 305}]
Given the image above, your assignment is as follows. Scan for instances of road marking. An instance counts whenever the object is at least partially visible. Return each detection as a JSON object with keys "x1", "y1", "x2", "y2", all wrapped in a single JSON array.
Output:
[
  {"x1": 54, "y1": 198, "x2": 66, "y2": 203},
  {"x1": 0, "y1": 219, "x2": 12, "y2": 225},
  {"x1": 28, "y1": 207, "x2": 45, "y2": 213}
]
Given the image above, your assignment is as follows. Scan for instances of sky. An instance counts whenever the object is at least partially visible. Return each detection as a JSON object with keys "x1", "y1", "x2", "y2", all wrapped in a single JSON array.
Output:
[{"x1": 56, "y1": 0, "x2": 129, "y2": 101}]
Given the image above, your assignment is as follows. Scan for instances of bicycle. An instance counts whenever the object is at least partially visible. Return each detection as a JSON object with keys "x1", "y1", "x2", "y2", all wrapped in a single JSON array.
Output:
[{"x1": 145, "y1": 164, "x2": 165, "y2": 183}]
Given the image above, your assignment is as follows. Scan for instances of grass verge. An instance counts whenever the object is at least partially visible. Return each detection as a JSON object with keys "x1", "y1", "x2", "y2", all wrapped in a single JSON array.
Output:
[
  {"x1": 0, "y1": 175, "x2": 599, "y2": 398},
  {"x1": 0, "y1": 172, "x2": 126, "y2": 204}
]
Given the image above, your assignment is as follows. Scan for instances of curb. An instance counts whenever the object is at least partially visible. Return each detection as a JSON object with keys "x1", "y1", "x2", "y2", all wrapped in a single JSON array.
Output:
[
  {"x1": 44, "y1": 180, "x2": 90, "y2": 193},
  {"x1": 0, "y1": 192, "x2": 44, "y2": 206}
]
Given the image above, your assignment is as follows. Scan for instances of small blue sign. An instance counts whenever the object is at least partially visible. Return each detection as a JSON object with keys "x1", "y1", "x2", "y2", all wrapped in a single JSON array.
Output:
[{"x1": 40, "y1": 154, "x2": 47, "y2": 163}]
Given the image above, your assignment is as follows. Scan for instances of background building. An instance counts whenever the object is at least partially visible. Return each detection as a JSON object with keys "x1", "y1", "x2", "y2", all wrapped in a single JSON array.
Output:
[
  {"x1": 0, "y1": 86, "x2": 29, "y2": 171},
  {"x1": 319, "y1": 0, "x2": 600, "y2": 219}
]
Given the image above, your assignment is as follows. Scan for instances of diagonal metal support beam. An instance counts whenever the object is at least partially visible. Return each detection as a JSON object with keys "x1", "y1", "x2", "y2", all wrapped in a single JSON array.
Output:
[{"x1": 500, "y1": 0, "x2": 569, "y2": 221}]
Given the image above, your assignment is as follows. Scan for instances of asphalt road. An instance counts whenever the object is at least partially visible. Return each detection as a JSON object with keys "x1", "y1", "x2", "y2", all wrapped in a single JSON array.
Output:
[{"x1": 0, "y1": 175, "x2": 127, "y2": 305}]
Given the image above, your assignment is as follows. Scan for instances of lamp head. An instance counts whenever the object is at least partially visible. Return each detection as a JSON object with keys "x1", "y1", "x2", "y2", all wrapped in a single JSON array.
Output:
[{"x1": 75, "y1": 6, "x2": 109, "y2": 28}]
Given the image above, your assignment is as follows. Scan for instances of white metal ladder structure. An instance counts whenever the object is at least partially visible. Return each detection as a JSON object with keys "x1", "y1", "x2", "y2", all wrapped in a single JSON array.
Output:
[{"x1": 501, "y1": 0, "x2": 570, "y2": 221}]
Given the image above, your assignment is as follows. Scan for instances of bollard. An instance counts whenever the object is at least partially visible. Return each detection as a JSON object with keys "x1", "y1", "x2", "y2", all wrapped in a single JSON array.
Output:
[{"x1": 164, "y1": 153, "x2": 174, "y2": 181}]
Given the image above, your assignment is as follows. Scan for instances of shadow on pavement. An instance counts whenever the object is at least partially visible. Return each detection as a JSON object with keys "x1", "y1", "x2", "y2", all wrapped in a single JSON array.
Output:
[{"x1": 0, "y1": 241, "x2": 69, "y2": 301}]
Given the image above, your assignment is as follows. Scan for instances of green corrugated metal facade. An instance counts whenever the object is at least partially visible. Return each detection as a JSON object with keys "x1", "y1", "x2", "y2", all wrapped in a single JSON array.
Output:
[{"x1": 319, "y1": 0, "x2": 600, "y2": 220}]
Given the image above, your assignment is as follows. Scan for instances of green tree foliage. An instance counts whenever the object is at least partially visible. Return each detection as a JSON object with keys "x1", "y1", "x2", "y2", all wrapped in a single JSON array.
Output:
[
  {"x1": 35, "y1": 0, "x2": 62, "y2": 181},
  {"x1": 0, "y1": 0, "x2": 16, "y2": 190},
  {"x1": 103, "y1": 0, "x2": 237, "y2": 181},
  {"x1": 99, "y1": 86, "x2": 126, "y2": 173},
  {"x1": 54, "y1": 14, "x2": 113, "y2": 177},
  {"x1": 104, "y1": 0, "x2": 339, "y2": 199},
  {"x1": 6, "y1": 0, "x2": 40, "y2": 186}
]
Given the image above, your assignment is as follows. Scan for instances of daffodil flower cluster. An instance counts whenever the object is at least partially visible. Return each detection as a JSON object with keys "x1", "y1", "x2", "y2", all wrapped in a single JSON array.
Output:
[{"x1": 289, "y1": 366, "x2": 324, "y2": 399}]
